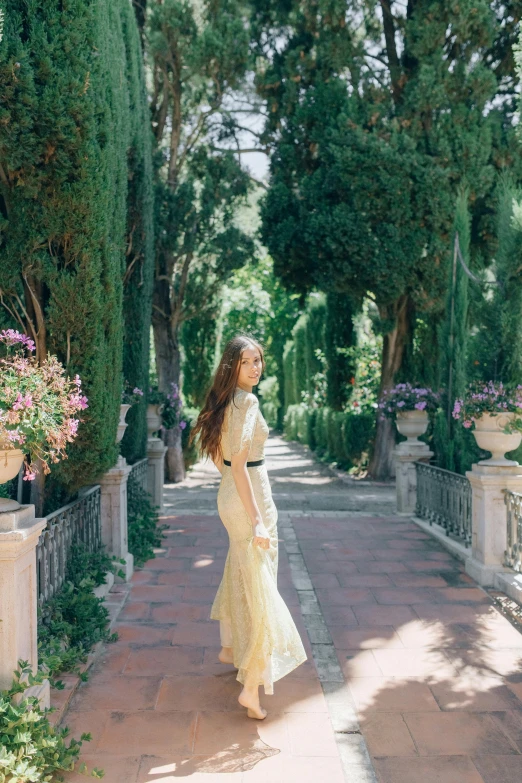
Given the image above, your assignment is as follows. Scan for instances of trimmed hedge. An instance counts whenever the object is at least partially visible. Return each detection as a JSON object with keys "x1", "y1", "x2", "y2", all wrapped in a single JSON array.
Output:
[{"x1": 284, "y1": 403, "x2": 374, "y2": 470}]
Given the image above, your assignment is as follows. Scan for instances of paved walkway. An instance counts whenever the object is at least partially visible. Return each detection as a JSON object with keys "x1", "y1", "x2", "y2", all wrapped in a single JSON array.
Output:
[{"x1": 62, "y1": 435, "x2": 522, "y2": 783}]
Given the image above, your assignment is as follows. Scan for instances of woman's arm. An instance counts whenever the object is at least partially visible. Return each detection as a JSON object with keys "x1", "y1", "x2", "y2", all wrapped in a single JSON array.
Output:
[
  {"x1": 231, "y1": 450, "x2": 270, "y2": 549},
  {"x1": 213, "y1": 454, "x2": 224, "y2": 475}
]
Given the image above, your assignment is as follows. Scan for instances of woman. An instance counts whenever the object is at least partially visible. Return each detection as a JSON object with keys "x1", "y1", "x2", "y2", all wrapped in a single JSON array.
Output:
[{"x1": 190, "y1": 334, "x2": 307, "y2": 720}]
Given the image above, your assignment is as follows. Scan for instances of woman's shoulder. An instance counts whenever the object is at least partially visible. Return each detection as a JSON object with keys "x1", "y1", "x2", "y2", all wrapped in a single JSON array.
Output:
[{"x1": 232, "y1": 388, "x2": 259, "y2": 410}]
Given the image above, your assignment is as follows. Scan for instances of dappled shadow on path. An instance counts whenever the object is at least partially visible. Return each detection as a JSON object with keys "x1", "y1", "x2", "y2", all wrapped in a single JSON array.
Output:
[{"x1": 293, "y1": 510, "x2": 522, "y2": 783}]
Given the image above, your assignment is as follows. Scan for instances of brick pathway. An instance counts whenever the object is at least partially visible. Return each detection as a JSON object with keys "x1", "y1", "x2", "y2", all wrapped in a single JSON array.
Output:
[{"x1": 62, "y1": 435, "x2": 522, "y2": 783}]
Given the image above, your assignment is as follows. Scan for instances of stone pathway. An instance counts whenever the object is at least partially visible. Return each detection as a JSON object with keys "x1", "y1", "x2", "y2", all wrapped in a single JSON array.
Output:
[{"x1": 62, "y1": 434, "x2": 522, "y2": 783}]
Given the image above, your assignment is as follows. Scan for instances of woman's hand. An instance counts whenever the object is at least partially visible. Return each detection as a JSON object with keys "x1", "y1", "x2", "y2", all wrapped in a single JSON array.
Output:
[{"x1": 252, "y1": 520, "x2": 270, "y2": 550}]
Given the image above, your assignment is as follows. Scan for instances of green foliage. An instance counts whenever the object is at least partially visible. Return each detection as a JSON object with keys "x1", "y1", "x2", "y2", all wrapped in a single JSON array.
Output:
[
  {"x1": 38, "y1": 544, "x2": 116, "y2": 681},
  {"x1": 148, "y1": 0, "x2": 255, "y2": 419},
  {"x1": 254, "y1": 0, "x2": 521, "y2": 480},
  {"x1": 258, "y1": 376, "x2": 280, "y2": 428},
  {"x1": 181, "y1": 310, "x2": 219, "y2": 408},
  {"x1": 120, "y1": 0, "x2": 155, "y2": 465},
  {"x1": 218, "y1": 253, "x2": 302, "y2": 427},
  {"x1": 292, "y1": 316, "x2": 308, "y2": 406},
  {"x1": 283, "y1": 342, "x2": 298, "y2": 409},
  {"x1": 0, "y1": 0, "x2": 151, "y2": 493},
  {"x1": 434, "y1": 193, "x2": 471, "y2": 473},
  {"x1": 284, "y1": 403, "x2": 374, "y2": 471},
  {"x1": 127, "y1": 475, "x2": 164, "y2": 567},
  {"x1": 0, "y1": 663, "x2": 103, "y2": 782},
  {"x1": 325, "y1": 293, "x2": 357, "y2": 411}
]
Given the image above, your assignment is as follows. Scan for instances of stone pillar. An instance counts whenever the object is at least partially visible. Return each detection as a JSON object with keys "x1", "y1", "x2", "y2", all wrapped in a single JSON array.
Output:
[
  {"x1": 147, "y1": 437, "x2": 167, "y2": 513},
  {"x1": 465, "y1": 464, "x2": 522, "y2": 586},
  {"x1": 0, "y1": 505, "x2": 50, "y2": 707},
  {"x1": 394, "y1": 442, "x2": 433, "y2": 515},
  {"x1": 99, "y1": 457, "x2": 134, "y2": 582}
]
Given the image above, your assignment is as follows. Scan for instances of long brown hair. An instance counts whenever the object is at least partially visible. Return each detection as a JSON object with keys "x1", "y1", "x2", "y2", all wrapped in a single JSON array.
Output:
[{"x1": 190, "y1": 334, "x2": 265, "y2": 461}]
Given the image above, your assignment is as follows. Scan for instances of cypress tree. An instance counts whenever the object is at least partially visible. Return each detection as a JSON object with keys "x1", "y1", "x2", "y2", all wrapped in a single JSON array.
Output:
[
  {"x1": 283, "y1": 341, "x2": 297, "y2": 409},
  {"x1": 0, "y1": 0, "x2": 145, "y2": 502},
  {"x1": 120, "y1": 3, "x2": 155, "y2": 465},
  {"x1": 434, "y1": 191, "x2": 471, "y2": 473},
  {"x1": 325, "y1": 292, "x2": 357, "y2": 411},
  {"x1": 292, "y1": 315, "x2": 308, "y2": 404},
  {"x1": 304, "y1": 295, "x2": 326, "y2": 397}
]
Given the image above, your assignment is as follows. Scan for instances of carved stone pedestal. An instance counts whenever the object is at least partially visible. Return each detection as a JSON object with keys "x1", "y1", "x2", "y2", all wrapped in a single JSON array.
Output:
[
  {"x1": 465, "y1": 464, "x2": 522, "y2": 586},
  {"x1": 100, "y1": 460, "x2": 134, "y2": 582},
  {"x1": 147, "y1": 437, "x2": 167, "y2": 513},
  {"x1": 0, "y1": 505, "x2": 50, "y2": 707}
]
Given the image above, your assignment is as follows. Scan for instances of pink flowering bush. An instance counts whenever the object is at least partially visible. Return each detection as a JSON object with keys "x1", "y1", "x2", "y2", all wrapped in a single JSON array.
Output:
[
  {"x1": 0, "y1": 330, "x2": 88, "y2": 480},
  {"x1": 452, "y1": 382, "x2": 522, "y2": 431},
  {"x1": 378, "y1": 383, "x2": 440, "y2": 420}
]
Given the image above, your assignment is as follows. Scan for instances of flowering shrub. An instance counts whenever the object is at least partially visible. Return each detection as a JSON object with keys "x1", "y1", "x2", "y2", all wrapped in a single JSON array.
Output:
[
  {"x1": 0, "y1": 330, "x2": 87, "y2": 480},
  {"x1": 452, "y1": 382, "x2": 522, "y2": 430},
  {"x1": 378, "y1": 383, "x2": 440, "y2": 419},
  {"x1": 161, "y1": 382, "x2": 186, "y2": 430},
  {"x1": 121, "y1": 382, "x2": 144, "y2": 405}
]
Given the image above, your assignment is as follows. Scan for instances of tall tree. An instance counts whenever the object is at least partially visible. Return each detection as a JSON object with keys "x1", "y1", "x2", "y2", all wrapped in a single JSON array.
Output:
[
  {"x1": 254, "y1": 0, "x2": 520, "y2": 478},
  {"x1": 146, "y1": 0, "x2": 255, "y2": 480},
  {"x1": 434, "y1": 191, "x2": 471, "y2": 473},
  {"x1": 121, "y1": 0, "x2": 155, "y2": 465},
  {"x1": 0, "y1": 0, "x2": 148, "y2": 509}
]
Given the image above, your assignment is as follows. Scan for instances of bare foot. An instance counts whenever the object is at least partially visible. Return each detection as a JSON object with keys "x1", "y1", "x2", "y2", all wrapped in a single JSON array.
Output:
[
  {"x1": 218, "y1": 647, "x2": 234, "y2": 665},
  {"x1": 238, "y1": 689, "x2": 267, "y2": 720}
]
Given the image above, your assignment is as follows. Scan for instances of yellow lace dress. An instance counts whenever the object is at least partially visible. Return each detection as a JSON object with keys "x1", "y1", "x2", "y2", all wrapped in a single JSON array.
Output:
[{"x1": 210, "y1": 387, "x2": 307, "y2": 694}]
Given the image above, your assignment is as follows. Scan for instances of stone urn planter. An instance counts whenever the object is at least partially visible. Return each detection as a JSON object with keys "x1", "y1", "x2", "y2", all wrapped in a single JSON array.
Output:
[
  {"x1": 147, "y1": 404, "x2": 163, "y2": 438},
  {"x1": 395, "y1": 409, "x2": 429, "y2": 444},
  {"x1": 0, "y1": 448, "x2": 24, "y2": 512},
  {"x1": 473, "y1": 412, "x2": 522, "y2": 466},
  {"x1": 117, "y1": 404, "x2": 131, "y2": 445}
]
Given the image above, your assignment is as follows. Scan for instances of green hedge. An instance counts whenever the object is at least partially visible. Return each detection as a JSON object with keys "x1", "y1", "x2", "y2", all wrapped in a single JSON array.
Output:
[{"x1": 284, "y1": 403, "x2": 374, "y2": 470}]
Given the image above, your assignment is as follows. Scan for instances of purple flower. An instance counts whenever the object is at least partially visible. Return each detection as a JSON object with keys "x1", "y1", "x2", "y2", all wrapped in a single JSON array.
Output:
[
  {"x1": 414, "y1": 401, "x2": 427, "y2": 410},
  {"x1": 396, "y1": 401, "x2": 405, "y2": 407},
  {"x1": 133, "y1": 387, "x2": 144, "y2": 396},
  {"x1": 0, "y1": 329, "x2": 36, "y2": 352},
  {"x1": 179, "y1": 420, "x2": 187, "y2": 430}
]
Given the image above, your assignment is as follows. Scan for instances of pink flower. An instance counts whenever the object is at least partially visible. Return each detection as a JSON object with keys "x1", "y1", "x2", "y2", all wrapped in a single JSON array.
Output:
[
  {"x1": 12, "y1": 393, "x2": 24, "y2": 411},
  {"x1": 67, "y1": 419, "x2": 79, "y2": 437},
  {"x1": 133, "y1": 387, "x2": 144, "y2": 396},
  {"x1": 463, "y1": 420, "x2": 473, "y2": 429},
  {"x1": 23, "y1": 469, "x2": 36, "y2": 481},
  {"x1": 0, "y1": 329, "x2": 36, "y2": 352}
]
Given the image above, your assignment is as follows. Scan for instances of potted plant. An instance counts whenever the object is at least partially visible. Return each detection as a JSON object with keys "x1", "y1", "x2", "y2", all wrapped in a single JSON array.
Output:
[
  {"x1": 0, "y1": 329, "x2": 87, "y2": 510},
  {"x1": 378, "y1": 383, "x2": 440, "y2": 443},
  {"x1": 452, "y1": 381, "x2": 522, "y2": 466},
  {"x1": 119, "y1": 383, "x2": 144, "y2": 444},
  {"x1": 147, "y1": 386, "x2": 166, "y2": 438}
]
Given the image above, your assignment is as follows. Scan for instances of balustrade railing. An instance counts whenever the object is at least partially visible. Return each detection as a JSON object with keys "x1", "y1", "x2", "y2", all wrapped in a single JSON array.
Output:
[
  {"x1": 36, "y1": 485, "x2": 101, "y2": 608},
  {"x1": 415, "y1": 462, "x2": 472, "y2": 547},
  {"x1": 128, "y1": 457, "x2": 148, "y2": 508},
  {"x1": 504, "y1": 490, "x2": 522, "y2": 571}
]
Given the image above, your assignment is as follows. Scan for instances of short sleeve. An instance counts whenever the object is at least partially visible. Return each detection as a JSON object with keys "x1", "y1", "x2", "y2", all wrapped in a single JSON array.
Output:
[{"x1": 229, "y1": 392, "x2": 259, "y2": 457}]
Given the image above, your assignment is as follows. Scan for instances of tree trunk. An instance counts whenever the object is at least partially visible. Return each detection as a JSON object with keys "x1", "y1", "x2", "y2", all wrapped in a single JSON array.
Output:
[
  {"x1": 368, "y1": 295, "x2": 414, "y2": 481},
  {"x1": 152, "y1": 279, "x2": 186, "y2": 483}
]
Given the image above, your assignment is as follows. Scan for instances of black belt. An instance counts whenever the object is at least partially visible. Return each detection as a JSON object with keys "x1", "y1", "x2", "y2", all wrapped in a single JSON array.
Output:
[{"x1": 223, "y1": 459, "x2": 265, "y2": 467}]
